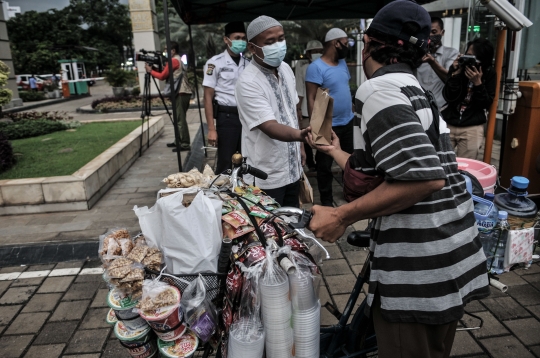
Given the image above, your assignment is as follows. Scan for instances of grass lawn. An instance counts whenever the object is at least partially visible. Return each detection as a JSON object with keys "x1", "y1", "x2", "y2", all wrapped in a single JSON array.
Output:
[{"x1": 0, "y1": 121, "x2": 142, "y2": 180}]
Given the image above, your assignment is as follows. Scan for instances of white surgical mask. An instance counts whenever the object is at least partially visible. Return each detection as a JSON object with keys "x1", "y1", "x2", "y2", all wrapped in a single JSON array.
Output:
[
  {"x1": 251, "y1": 40, "x2": 287, "y2": 67},
  {"x1": 311, "y1": 53, "x2": 322, "y2": 61}
]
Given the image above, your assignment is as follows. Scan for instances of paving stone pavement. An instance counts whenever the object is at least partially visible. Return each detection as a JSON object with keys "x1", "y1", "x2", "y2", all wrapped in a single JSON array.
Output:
[{"x1": 0, "y1": 96, "x2": 537, "y2": 357}]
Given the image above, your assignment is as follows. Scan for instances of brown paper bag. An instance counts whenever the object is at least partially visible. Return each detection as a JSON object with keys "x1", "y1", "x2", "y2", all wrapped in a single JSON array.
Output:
[
  {"x1": 298, "y1": 171, "x2": 314, "y2": 204},
  {"x1": 310, "y1": 87, "x2": 333, "y2": 145}
]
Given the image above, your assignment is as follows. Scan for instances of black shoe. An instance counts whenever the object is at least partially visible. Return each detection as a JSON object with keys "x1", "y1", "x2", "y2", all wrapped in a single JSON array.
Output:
[
  {"x1": 172, "y1": 147, "x2": 191, "y2": 152},
  {"x1": 166, "y1": 142, "x2": 176, "y2": 147}
]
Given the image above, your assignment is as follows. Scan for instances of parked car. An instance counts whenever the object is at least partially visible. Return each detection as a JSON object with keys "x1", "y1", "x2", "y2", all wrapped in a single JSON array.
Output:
[{"x1": 16, "y1": 74, "x2": 45, "y2": 91}]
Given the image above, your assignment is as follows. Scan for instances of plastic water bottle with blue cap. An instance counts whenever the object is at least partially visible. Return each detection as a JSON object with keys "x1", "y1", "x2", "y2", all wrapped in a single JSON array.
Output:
[{"x1": 488, "y1": 211, "x2": 510, "y2": 274}]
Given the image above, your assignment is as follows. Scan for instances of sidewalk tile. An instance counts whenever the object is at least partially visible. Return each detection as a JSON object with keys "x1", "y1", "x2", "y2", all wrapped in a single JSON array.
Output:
[
  {"x1": 0, "y1": 281, "x2": 11, "y2": 296},
  {"x1": 80, "y1": 308, "x2": 111, "y2": 329},
  {"x1": 0, "y1": 272, "x2": 22, "y2": 281},
  {"x1": 321, "y1": 307, "x2": 338, "y2": 326},
  {"x1": 90, "y1": 289, "x2": 109, "y2": 308},
  {"x1": 513, "y1": 264, "x2": 540, "y2": 276},
  {"x1": 528, "y1": 305, "x2": 540, "y2": 320},
  {"x1": 38, "y1": 276, "x2": 74, "y2": 293},
  {"x1": 507, "y1": 285, "x2": 540, "y2": 306},
  {"x1": 0, "y1": 305, "x2": 22, "y2": 325},
  {"x1": 26, "y1": 264, "x2": 56, "y2": 272},
  {"x1": 102, "y1": 339, "x2": 131, "y2": 358},
  {"x1": 498, "y1": 271, "x2": 529, "y2": 286},
  {"x1": 34, "y1": 321, "x2": 78, "y2": 344},
  {"x1": 461, "y1": 311, "x2": 509, "y2": 338},
  {"x1": 11, "y1": 277, "x2": 45, "y2": 287},
  {"x1": 321, "y1": 259, "x2": 353, "y2": 276},
  {"x1": 63, "y1": 355, "x2": 100, "y2": 358},
  {"x1": 326, "y1": 274, "x2": 357, "y2": 295},
  {"x1": 5, "y1": 312, "x2": 49, "y2": 334},
  {"x1": 481, "y1": 335, "x2": 535, "y2": 358},
  {"x1": 64, "y1": 328, "x2": 110, "y2": 354},
  {"x1": 529, "y1": 345, "x2": 540, "y2": 357},
  {"x1": 74, "y1": 274, "x2": 103, "y2": 283},
  {"x1": 350, "y1": 265, "x2": 364, "y2": 277},
  {"x1": 24, "y1": 344, "x2": 65, "y2": 358},
  {"x1": 0, "y1": 266, "x2": 27, "y2": 274},
  {"x1": 62, "y1": 282, "x2": 100, "y2": 301},
  {"x1": 325, "y1": 245, "x2": 344, "y2": 259},
  {"x1": 18, "y1": 270, "x2": 51, "y2": 279},
  {"x1": 0, "y1": 335, "x2": 33, "y2": 358},
  {"x1": 481, "y1": 297, "x2": 531, "y2": 321},
  {"x1": 344, "y1": 250, "x2": 369, "y2": 266},
  {"x1": 504, "y1": 318, "x2": 540, "y2": 346},
  {"x1": 48, "y1": 268, "x2": 81, "y2": 277},
  {"x1": 78, "y1": 268, "x2": 104, "y2": 276},
  {"x1": 50, "y1": 300, "x2": 90, "y2": 321},
  {"x1": 464, "y1": 300, "x2": 487, "y2": 313},
  {"x1": 0, "y1": 286, "x2": 38, "y2": 304},
  {"x1": 22, "y1": 293, "x2": 63, "y2": 313},
  {"x1": 450, "y1": 331, "x2": 484, "y2": 356}
]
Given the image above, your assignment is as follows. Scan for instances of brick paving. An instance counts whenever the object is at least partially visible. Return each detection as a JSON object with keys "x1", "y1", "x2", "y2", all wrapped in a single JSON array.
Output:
[{"x1": 0, "y1": 95, "x2": 538, "y2": 357}]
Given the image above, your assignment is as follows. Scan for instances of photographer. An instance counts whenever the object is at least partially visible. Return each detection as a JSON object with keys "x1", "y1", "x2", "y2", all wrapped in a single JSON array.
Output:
[
  {"x1": 145, "y1": 41, "x2": 192, "y2": 152},
  {"x1": 442, "y1": 38, "x2": 496, "y2": 159}
]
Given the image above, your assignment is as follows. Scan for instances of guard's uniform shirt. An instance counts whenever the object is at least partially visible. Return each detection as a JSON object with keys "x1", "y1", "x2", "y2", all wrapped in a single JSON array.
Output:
[{"x1": 203, "y1": 50, "x2": 249, "y2": 106}]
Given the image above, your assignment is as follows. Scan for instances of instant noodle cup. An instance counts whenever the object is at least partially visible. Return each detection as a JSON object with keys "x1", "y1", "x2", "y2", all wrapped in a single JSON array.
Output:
[
  {"x1": 106, "y1": 308, "x2": 118, "y2": 325},
  {"x1": 108, "y1": 288, "x2": 148, "y2": 331},
  {"x1": 140, "y1": 286, "x2": 187, "y2": 341},
  {"x1": 114, "y1": 321, "x2": 157, "y2": 358},
  {"x1": 158, "y1": 330, "x2": 199, "y2": 358}
]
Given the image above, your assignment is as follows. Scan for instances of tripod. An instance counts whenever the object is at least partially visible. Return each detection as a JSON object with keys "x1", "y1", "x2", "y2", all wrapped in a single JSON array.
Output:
[{"x1": 139, "y1": 71, "x2": 178, "y2": 157}]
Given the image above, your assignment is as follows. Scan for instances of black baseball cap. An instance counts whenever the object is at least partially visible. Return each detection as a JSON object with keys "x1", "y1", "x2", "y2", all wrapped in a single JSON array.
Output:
[
  {"x1": 369, "y1": 0, "x2": 431, "y2": 49},
  {"x1": 225, "y1": 21, "x2": 246, "y2": 36}
]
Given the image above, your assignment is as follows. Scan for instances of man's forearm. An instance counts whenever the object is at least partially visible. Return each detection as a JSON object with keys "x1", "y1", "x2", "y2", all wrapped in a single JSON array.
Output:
[
  {"x1": 326, "y1": 149, "x2": 350, "y2": 170},
  {"x1": 258, "y1": 121, "x2": 304, "y2": 142},
  {"x1": 336, "y1": 179, "x2": 446, "y2": 225},
  {"x1": 430, "y1": 60, "x2": 449, "y2": 82},
  {"x1": 203, "y1": 88, "x2": 216, "y2": 130}
]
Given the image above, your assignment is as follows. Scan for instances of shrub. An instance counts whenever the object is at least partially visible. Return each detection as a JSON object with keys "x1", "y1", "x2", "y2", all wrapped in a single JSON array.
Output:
[
  {"x1": 7, "y1": 110, "x2": 73, "y2": 122},
  {"x1": 0, "y1": 131, "x2": 15, "y2": 173},
  {"x1": 0, "y1": 119, "x2": 68, "y2": 140},
  {"x1": 0, "y1": 61, "x2": 13, "y2": 107},
  {"x1": 91, "y1": 95, "x2": 171, "y2": 110},
  {"x1": 19, "y1": 91, "x2": 46, "y2": 102},
  {"x1": 104, "y1": 67, "x2": 136, "y2": 88},
  {"x1": 131, "y1": 87, "x2": 141, "y2": 96}
]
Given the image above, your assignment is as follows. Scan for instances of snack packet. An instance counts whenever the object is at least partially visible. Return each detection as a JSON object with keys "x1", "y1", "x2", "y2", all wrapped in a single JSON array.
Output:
[
  {"x1": 222, "y1": 222, "x2": 255, "y2": 239},
  {"x1": 138, "y1": 279, "x2": 178, "y2": 313},
  {"x1": 222, "y1": 210, "x2": 251, "y2": 229},
  {"x1": 180, "y1": 275, "x2": 218, "y2": 342}
]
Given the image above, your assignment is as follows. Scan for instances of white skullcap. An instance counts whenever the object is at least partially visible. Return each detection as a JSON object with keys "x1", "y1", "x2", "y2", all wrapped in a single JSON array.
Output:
[
  {"x1": 325, "y1": 28, "x2": 348, "y2": 42},
  {"x1": 247, "y1": 15, "x2": 282, "y2": 41},
  {"x1": 306, "y1": 40, "x2": 323, "y2": 51}
]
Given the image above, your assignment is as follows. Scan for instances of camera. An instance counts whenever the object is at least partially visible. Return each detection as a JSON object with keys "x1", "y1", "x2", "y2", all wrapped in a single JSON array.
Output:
[
  {"x1": 480, "y1": 0, "x2": 533, "y2": 31},
  {"x1": 458, "y1": 55, "x2": 478, "y2": 69},
  {"x1": 135, "y1": 49, "x2": 164, "y2": 71}
]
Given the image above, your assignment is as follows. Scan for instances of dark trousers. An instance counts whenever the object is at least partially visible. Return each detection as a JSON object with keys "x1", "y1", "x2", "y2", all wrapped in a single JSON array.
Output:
[
  {"x1": 262, "y1": 180, "x2": 300, "y2": 208},
  {"x1": 372, "y1": 296, "x2": 458, "y2": 358},
  {"x1": 301, "y1": 117, "x2": 316, "y2": 169},
  {"x1": 215, "y1": 111, "x2": 242, "y2": 175},
  {"x1": 315, "y1": 120, "x2": 354, "y2": 206}
]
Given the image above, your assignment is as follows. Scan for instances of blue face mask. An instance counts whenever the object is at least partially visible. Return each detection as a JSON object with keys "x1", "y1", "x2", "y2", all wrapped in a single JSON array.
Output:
[
  {"x1": 227, "y1": 38, "x2": 247, "y2": 54},
  {"x1": 251, "y1": 40, "x2": 287, "y2": 67}
]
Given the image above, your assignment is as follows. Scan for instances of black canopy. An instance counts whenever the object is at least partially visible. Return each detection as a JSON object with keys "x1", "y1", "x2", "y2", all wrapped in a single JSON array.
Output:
[{"x1": 171, "y1": 0, "x2": 436, "y2": 25}]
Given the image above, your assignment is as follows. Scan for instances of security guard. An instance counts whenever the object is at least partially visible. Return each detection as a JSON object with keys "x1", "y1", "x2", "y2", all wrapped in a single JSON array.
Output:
[{"x1": 203, "y1": 21, "x2": 249, "y2": 174}]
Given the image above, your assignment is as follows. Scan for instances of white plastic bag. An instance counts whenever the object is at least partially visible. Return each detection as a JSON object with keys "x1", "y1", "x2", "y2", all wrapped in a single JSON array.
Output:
[{"x1": 134, "y1": 190, "x2": 223, "y2": 274}]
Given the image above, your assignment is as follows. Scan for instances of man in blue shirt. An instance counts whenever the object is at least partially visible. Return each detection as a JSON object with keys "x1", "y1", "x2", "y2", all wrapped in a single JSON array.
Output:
[{"x1": 306, "y1": 28, "x2": 354, "y2": 206}]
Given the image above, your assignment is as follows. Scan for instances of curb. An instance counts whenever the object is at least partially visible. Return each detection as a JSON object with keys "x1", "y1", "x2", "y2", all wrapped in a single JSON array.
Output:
[
  {"x1": 77, "y1": 102, "x2": 202, "y2": 114},
  {"x1": 0, "y1": 241, "x2": 99, "y2": 267},
  {"x1": 3, "y1": 94, "x2": 92, "y2": 114}
]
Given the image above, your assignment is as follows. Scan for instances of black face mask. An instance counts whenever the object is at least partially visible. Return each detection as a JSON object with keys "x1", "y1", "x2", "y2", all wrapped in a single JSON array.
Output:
[
  {"x1": 429, "y1": 34, "x2": 442, "y2": 49},
  {"x1": 336, "y1": 42, "x2": 349, "y2": 59}
]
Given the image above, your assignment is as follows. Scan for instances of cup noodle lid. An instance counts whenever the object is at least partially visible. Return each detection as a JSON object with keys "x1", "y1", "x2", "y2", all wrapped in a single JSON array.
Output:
[
  {"x1": 107, "y1": 288, "x2": 138, "y2": 310},
  {"x1": 158, "y1": 330, "x2": 199, "y2": 357},
  {"x1": 106, "y1": 308, "x2": 118, "y2": 325},
  {"x1": 140, "y1": 286, "x2": 181, "y2": 320},
  {"x1": 114, "y1": 321, "x2": 151, "y2": 342}
]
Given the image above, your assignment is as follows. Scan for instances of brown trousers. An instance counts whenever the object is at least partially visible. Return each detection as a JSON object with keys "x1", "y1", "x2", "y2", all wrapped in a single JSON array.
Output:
[
  {"x1": 447, "y1": 124, "x2": 484, "y2": 160},
  {"x1": 372, "y1": 297, "x2": 458, "y2": 358}
]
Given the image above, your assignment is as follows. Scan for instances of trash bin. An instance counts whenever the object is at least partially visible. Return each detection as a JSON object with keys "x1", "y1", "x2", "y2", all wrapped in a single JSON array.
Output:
[
  {"x1": 501, "y1": 81, "x2": 540, "y2": 194},
  {"x1": 61, "y1": 81, "x2": 70, "y2": 98}
]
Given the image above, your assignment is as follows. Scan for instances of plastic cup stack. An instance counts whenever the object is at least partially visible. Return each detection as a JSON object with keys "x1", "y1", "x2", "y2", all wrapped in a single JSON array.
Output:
[
  {"x1": 289, "y1": 273, "x2": 318, "y2": 311},
  {"x1": 261, "y1": 274, "x2": 294, "y2": 358},
  {"x1": 227, "y1": 319, "x2": 265, "y2": 358},
  {"x1": 292, "y1": 301, "x2": 321, "y2": 358}
]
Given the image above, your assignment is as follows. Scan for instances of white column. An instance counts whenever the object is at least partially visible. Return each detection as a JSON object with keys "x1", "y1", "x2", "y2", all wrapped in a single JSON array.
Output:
[
  {"x1": 129, "y1": 0, "x2": 161, "y2": 94},
  {"x1": 452, "y1": 17, "x2": 462, "y2": 51}
]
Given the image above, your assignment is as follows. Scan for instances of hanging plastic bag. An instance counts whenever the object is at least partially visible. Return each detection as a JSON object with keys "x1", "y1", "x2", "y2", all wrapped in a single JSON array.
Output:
[{"x1": 180, "y1": 274, "x2": 218, "y2": 342}]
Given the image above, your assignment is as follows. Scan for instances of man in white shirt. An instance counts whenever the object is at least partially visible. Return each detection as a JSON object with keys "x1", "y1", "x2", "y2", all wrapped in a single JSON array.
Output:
[
  {"x1": 295, "y1": 40, "x2": 323, "y2": 171},
  {"x1": 417, "y1": 17, "x2": 459, "y2": 110},
  {"x1": 203, "y1": 21, "x2": 249, "y2": 174},
  {"x1": 235, "y1": 15, "x2": 308, "y2": 207}
]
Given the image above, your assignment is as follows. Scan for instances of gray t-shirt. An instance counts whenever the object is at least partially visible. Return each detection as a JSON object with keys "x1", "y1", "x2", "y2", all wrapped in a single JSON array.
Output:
[{"x1": 417, "y1": 45, "x2": 459, "y2": 110}]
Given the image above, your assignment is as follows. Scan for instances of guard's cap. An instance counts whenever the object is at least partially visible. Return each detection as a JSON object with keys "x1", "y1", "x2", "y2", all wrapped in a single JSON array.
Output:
[
  {"x1": 247, "y1": 16, "x2": 282, "y2": 41},
  {"x1": 225, "y1": 21, "x2": 246, "y2": 36},
  {"x1": 325, "y1": 28, "x2": 347, "y2": 42},
  {"x1": 369, "y1": 0, "x2": 431, "y2": 49}
]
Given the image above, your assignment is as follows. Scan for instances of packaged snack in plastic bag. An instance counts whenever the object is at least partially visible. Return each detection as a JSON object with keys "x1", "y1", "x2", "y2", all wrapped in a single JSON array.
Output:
[
  {"x1": 127, "y1": 244, "x2": 149, "y2": 263},
  {"x1": 142, "y1": 247, "x2": 163, "y2": 271},
  {"x1": 180, "y1": 275, "x2": 218, "y2": 342},
  {"x1": 118, "y1": 238, "x2": 134, "y2": 257},
  {"x1": 98, "y1": 228, "x2": 131, "y2": 264},
  {"x1": 138, "y1": 279, "x2": 179, "y2": 313},
  {"x1": 107, "y1": 258, "x2": 134, "y2": 279}
]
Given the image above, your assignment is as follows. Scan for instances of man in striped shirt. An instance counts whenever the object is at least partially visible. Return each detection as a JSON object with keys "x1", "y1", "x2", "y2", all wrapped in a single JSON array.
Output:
[{"x1": 307, "y1": 1, "x2": 490, "y2": 357}]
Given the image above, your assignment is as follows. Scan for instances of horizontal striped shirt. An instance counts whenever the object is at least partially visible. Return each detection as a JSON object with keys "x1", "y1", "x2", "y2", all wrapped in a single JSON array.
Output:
[{"x1": 353, "y1": 63, "x2": 490, "y2": 324}]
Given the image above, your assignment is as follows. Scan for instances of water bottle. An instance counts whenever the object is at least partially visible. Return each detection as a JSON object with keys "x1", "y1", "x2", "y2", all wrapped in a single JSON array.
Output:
[
  {"x1": 489, "y1": 211, "x2": 509, "y2": 274},
  {"x1": 494, "y1": 176, "x2": 538, "y2": 218},
  {"x1": 474, "y1": 196, "x2": 498, "y2": 234}
]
